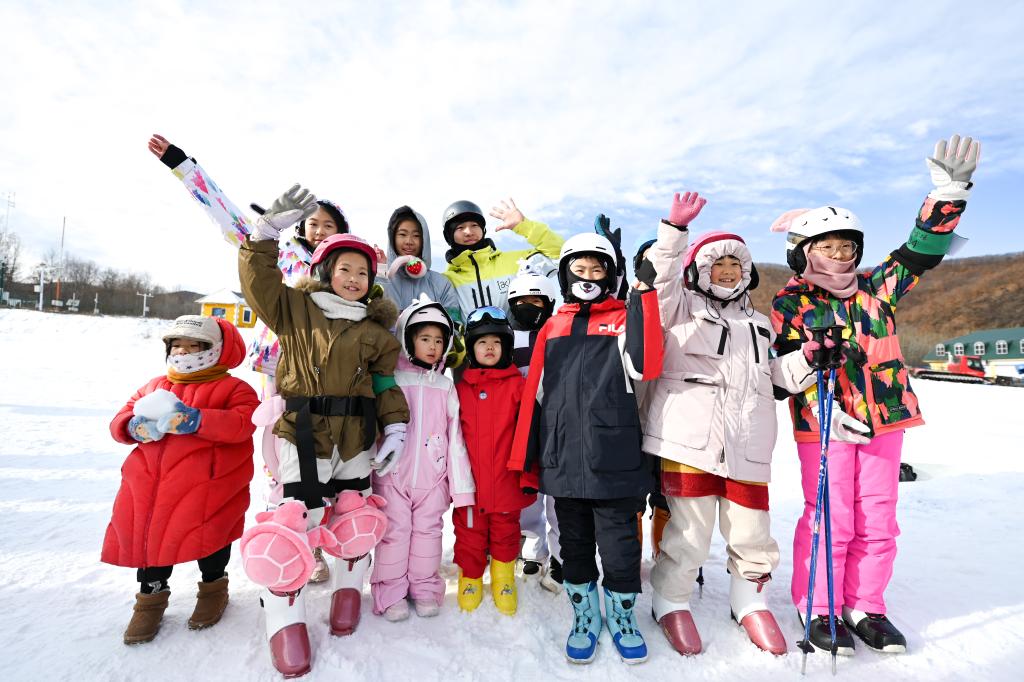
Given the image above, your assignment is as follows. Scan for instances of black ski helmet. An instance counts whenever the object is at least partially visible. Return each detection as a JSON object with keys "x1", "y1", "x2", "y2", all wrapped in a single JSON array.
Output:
[
  {"x1": 464, "y1": 306, "x2": 514, "y2": 369},
  {"x1": 442, "y1": 200, "x2": 487, "y2": 246}
]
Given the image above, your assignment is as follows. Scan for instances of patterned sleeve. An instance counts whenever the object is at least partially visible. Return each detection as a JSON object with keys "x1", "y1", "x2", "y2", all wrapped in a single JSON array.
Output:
[{"x1": 169, "y1": 156, "x2": 254, "y2": 248}]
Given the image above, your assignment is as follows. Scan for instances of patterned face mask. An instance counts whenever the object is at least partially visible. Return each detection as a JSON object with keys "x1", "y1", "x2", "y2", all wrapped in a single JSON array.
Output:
[{"x1": 167, "y1": 342, "x2": 223, "y2": 374}]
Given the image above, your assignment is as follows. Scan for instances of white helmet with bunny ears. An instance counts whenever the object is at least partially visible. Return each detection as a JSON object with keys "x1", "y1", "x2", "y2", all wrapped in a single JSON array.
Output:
[
  {"x1": 395, "y1": 294, "x2": 454, "y2": 369},
  {"x1": 770, "y1": 206, "x2": 865, "y2": 274}
]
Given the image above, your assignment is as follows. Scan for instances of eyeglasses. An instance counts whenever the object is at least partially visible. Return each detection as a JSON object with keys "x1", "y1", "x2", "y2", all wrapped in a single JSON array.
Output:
[
  {"x1": 811, "y1": 242, "x2": 858, "y2": 258},
  {"x1": 466, "y1": 306, "x2": 508, "y2": 325}
]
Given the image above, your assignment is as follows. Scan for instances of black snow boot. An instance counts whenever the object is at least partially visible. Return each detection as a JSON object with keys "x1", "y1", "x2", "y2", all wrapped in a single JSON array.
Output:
[
  {"x1": 843, "y1": 609, "x2": 907, "y2": 653},
  {"x1": 522, "y1": 560, "x2": 542, "y2": 576},
  {"x1": 541, "y1": 557, "x2": 563, "y2": 593},
  {"x1": 798, "y1": 612, "x2": 856, "y2": 656}
]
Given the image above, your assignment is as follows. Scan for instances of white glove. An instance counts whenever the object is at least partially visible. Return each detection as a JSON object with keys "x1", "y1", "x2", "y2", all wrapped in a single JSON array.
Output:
[
  {"x1": 373, "y1": 423, "x2": 407, "y2": 475},
  {"x1": 813, "y1": 400, "x2": 871, "y2": 445},
  {"x1": 251, "y1": 184, "x2": 318, "y2": 241},
  {"x1": 926, "y1": 134, "x2": 980, "y2": 201}
]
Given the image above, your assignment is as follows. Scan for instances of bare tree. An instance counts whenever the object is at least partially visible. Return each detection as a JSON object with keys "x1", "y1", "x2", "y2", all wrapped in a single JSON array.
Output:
[{"x1": 0, "y1": 230, "x2": 21, "y2": 282}]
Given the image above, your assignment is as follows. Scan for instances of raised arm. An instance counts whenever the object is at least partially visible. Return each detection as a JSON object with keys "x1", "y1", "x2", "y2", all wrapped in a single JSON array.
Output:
[
  {"x1": 864, "y1": 134, "x2": 979, "y2": 306},
  {"x1": 148, "y1": 134, "x2": 254, "y2": 248},
  {"x1": 644, "y1": 191, "x2": 707, "y2": 326}
]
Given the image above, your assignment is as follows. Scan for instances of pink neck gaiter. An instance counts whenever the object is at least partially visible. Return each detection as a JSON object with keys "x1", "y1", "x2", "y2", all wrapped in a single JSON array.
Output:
[{"x1": 802, "y1": 249, "x2": 858, "y2": 298}]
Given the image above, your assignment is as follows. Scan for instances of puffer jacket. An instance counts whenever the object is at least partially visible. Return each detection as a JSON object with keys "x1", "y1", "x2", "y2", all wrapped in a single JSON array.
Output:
[
  {"x1": 239, "y1": 238, "x2": 410, "y2": 461},
  {"x1": 771, "y1": 194, "x2": 968, "y2": 443},
  {"x1": 443, "y1": 219, "x2": 564, "y2": 319},
  {"x1": 641, "y1": 222, "x2": 815, "y2": 483},
  {"x1": 457, "y1": 366, "x2": 535, "y2": 515},
  {"x1": 375, "y1": 354, "x2": 476, "y2": 506},
  {"x1": 380, "y1": 206, "x2": 462, "y2": 323},
  {"x1": 166, "y1": 153, "x2": 314, "y2": 376},
  {"x1": 103, "y1": 318, "x2": 259, "y2": 568}
]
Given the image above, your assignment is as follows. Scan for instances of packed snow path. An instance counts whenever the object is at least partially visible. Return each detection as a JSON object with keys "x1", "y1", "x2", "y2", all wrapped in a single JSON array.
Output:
[{"x1": 1, "y1": 309, "x2": 1021, "y2": 680}]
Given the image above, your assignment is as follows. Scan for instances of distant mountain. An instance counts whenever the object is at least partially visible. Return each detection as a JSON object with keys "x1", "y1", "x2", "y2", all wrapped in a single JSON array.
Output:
[{"x1": 748, "y1": 253, "x2": 1024, "y2": 365}]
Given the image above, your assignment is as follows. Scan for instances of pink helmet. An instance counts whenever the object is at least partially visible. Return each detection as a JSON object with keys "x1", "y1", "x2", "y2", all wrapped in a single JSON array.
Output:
[
  {"x1": 310, "y1": 234, "x2": 378, "y2": 281},
  {"x1": 682, "y1": 231, "x2": 760, "y2": 301}
]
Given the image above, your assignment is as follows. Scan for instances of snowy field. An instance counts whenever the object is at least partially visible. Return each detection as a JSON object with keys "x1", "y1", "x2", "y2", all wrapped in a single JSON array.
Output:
[{"x1": 1, "y1": 308, "x2": 1022, "y2": 681}]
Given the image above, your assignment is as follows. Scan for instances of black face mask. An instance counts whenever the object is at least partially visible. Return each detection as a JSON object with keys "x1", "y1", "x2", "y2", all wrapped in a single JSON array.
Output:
[{"x1": 510, "y1": 301, "x2": 549, "y2": 331}]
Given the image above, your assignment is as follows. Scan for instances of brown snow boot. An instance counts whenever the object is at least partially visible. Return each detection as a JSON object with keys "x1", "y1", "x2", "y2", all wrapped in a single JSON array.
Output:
[
  {"x1": 123, "y1": 590, "x2": 171, "y2": 644},
  {"x1": 188, "y1": 575, "x2": 229, "y2": 630},
  {"x1": 652, "y1": 507, "x2": 670, "y2": 558}
]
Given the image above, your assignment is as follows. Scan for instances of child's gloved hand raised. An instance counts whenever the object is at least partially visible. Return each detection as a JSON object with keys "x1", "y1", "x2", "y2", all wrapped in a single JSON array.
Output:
[
  {"x1": 927, "y1": 134, "x2": 980, "y2": 200},
  {"x1": 372, "y1": 423, "x2": 407, "y2": 476},
  {"x1": 252, "y1": 184, "x2": 318, "y2": 241},
  {"x1": 157, "y1": 401, "x2": 202, "y2": 435},
  {"x1": 128, "y1": 415, "x2": 166, "y2": 443},
  {"x1": 667, "y1": 191, "x2": 707, "y2": 228}
]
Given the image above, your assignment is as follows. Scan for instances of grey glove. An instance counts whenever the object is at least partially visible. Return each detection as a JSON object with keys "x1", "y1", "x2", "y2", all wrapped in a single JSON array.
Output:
[
  {"x1": 926, "y1": 134, "x2": 980, "y2": 201},
  {"x1": 251, "y1": 184, "x2": 318, "y2": 241}
]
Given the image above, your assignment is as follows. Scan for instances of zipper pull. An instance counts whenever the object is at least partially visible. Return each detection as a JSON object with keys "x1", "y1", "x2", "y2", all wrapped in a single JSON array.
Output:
[
  {"x1": 314, "y1": 366, "x2": 323, "y2": 394},
  {"x1": 720, "y1": 450, "x2": 725, "y2": 464}
]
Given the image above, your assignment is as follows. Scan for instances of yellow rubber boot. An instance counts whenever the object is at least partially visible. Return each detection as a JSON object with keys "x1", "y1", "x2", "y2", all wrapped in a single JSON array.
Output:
[
  {"x1": 490, "y1": 559, "x2": 517, "y2": 616},
  {"x1": 457, "y1": 571, "x2": 483, "y2": 612}
]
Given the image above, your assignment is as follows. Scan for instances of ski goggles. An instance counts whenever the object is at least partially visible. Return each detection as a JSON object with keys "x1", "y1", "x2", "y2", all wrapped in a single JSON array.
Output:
[{"x1": 466, "y1": 306, "x2": 508, "y2": 326}]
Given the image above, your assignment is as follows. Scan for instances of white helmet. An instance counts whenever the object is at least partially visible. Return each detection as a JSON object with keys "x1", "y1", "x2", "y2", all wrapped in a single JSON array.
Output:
[
  {"x1": 507, "y1": 272, "x2": 559, "y2": 304},
  {"x1": 557, "y1": 233, "x2": 619, "y2": 301},
  {"x1": 774, "y1": 206, "x2": 864, "y2": 273},
  {"x1": 395, "y1": 294, "x2": 454, "y2": 368}
]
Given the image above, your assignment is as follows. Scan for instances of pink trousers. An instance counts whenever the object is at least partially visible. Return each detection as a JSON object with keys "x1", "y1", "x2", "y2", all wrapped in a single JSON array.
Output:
[
  {"x1": 792, "y1": 430, "x2": 903, "y2": 615},
  {"x1": 369, "y1": 482, "x2": 450, "y2": 613}
]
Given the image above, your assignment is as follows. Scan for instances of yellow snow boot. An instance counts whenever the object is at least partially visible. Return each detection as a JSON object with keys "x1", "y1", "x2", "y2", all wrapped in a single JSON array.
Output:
[
  {"x1": 490, "y1": 559, "x2": 517, "y2": 616},
  {"x1": 458, "y1": 570, "x2": 484, "y2": 612}
]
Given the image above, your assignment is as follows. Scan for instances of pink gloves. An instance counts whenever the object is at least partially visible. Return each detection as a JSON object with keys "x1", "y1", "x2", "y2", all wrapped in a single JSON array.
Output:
[{"x1": 668, "y1": 191, "x2": 707, "y2": 227}]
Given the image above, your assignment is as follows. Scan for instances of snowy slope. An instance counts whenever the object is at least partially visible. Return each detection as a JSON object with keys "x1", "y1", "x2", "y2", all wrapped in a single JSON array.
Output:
[{"x1": 1, "y1": 308, "x2": 1022, "y2": 681}]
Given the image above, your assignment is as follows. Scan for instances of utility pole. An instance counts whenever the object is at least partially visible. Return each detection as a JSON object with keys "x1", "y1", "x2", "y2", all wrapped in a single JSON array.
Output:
[
  {"x1": 93, "y1": 292, "x2": 100, "y2": 315},
  {"x1": 55, "y1": 217, "x2": 66, "y2": 301},
  {"x1": 37, "y1": 267, "x2": 46, "y2": 311},
  {"x1": 137, "y1": 291, "x2": 152, "y2": 317}
]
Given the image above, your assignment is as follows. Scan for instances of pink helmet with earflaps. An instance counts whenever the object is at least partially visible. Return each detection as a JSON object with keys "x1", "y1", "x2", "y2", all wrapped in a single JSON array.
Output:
[
  {"x1": 682, "y1": 231, "x2": 760, "y2": 302},
  {"x1": 310, "y1": 234, "x2": 378, "y2": 285}
]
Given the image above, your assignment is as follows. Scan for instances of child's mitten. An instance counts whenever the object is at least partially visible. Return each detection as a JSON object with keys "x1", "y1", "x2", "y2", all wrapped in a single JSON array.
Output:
[
  {"x1": 372, "y1": 423, "x2": 407, "y2": 476},
  {"x1": 157, "y1": 401, "x2": 202, "y2": 435},
  {"x1": 128, "y1": 415, "x2": 166, "y2": 443}
]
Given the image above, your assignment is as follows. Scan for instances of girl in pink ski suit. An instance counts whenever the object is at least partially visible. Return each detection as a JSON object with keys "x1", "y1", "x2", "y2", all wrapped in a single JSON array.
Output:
[
  {"x1": 770, "y1": 134, "x2": 979, "y2": 654},
  {"x1": 371, "y1": 295, "x2": 476, "y2": 619}
]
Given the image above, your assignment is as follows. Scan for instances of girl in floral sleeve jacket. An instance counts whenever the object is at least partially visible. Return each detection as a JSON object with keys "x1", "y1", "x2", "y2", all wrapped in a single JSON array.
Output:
[{"x1": 770, "y1": 134, "x2": 980, "y2": 656}]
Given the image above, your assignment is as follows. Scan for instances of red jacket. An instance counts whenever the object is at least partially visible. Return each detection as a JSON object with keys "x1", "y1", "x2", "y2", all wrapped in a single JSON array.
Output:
[
  {"x1": 102, "y1": 318, "x2": 259, "y2": 568},
  {"x1": 456, "y1": 366, "x2": 535, "y2": 515}
]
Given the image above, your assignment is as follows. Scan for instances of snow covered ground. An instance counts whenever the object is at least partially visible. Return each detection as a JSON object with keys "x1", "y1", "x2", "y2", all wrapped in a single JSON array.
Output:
[{"x1": 1, "y1": 308, "x2": 1022, "y2": 681}]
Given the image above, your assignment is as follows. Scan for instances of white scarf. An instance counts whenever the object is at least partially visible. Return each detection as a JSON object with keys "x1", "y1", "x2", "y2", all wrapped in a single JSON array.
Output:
[{"x1": 310, "y1": 291, "x2": 369, "y2": 321}]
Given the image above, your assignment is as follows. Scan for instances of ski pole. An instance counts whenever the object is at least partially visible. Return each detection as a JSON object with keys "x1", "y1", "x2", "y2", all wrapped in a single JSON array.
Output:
[
  {"x1": 822, "y1": 366, "x2": 839, "y2": 675},
  {"x1": 797, "y1": 325, "x2": 844, "y2": 675}
]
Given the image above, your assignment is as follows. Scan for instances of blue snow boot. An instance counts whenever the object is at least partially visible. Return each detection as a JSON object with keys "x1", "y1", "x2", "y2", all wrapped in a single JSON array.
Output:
[
  {"x1": 564, "y1": 581, "x2": 602, "y2": 663},
  {"x1": 603, "y1": 588, "x2": 648, "y2": 664}
]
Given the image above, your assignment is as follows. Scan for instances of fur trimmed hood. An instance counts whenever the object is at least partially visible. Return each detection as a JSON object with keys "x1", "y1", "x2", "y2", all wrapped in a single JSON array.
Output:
[{"x1": 293, "y1": 276, "x2": 398, "y2": 328}]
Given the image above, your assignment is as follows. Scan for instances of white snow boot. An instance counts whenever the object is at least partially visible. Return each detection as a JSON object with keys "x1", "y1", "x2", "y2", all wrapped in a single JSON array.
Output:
[
  {"x1": 729, "y1": 573, "x2": 787, "y2": 655},
  {"x1": 260, "y1": 588, "x2": 311, "y2": 678}
]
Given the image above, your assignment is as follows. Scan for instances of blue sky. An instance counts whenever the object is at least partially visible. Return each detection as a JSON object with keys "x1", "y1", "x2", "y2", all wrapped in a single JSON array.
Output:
[{"x1": 0, "y1": 0, "x2": 1021, "y2": 291}]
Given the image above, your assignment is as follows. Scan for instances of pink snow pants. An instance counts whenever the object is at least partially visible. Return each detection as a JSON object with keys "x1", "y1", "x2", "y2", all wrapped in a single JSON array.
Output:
[
  {"x1": 370, "y1": 481, "x2": 450, "y2": 613},
  {"x1": 792, "y1": 430, "x2": 903, "y2": 615}
]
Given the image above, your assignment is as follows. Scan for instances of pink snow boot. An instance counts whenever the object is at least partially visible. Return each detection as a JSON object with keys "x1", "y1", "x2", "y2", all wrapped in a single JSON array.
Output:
[
  {"x1": 730, "y1": 574, "x2": 787, "y2": 655},
  {"x1": 240, "y1": 501, "x2": 319, "y2": 593},
  {"x1": 261, "y1": 589, "x2": 311, "y2": 678},
  {"x1": 659, "y1": 610, "x2": 703, "y2": 655},
  {"x1": 320, "y1": 492, "x2": 387, "y2": 636}
]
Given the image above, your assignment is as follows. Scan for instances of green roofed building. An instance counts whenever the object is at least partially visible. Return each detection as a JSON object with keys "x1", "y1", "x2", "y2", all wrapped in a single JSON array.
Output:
[{"x1": 922, "y1": 327, "x2": 1024, "y2": 380}]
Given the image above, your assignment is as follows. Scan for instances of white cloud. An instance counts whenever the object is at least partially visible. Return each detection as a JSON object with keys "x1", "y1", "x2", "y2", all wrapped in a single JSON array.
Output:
[{"x1": 0, "y1": 0, "x2": 1021, "y2": 291}]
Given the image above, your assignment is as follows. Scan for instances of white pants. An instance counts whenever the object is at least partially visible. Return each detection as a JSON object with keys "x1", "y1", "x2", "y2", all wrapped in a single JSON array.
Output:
[
  {"x1": 519, "y1": 494, "x2": 561, "y2": 563},
  {"x1": 651, "y1": 495, "x2": 778, "y2": 604},
  {"x1": 277, "y1": 441, "x2": 373, "y2": 496}
]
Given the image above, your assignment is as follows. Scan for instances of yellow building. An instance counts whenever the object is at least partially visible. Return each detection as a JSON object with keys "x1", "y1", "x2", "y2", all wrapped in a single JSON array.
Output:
[{"x1": 195, "y1": 288, "x2": 257, "y2": 328}]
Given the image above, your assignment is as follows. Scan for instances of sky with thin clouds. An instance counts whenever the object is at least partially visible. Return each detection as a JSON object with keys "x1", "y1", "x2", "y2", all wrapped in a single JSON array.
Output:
[{"x1": 1, "y1": 0, "x2": 1021, "y2": 293}]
